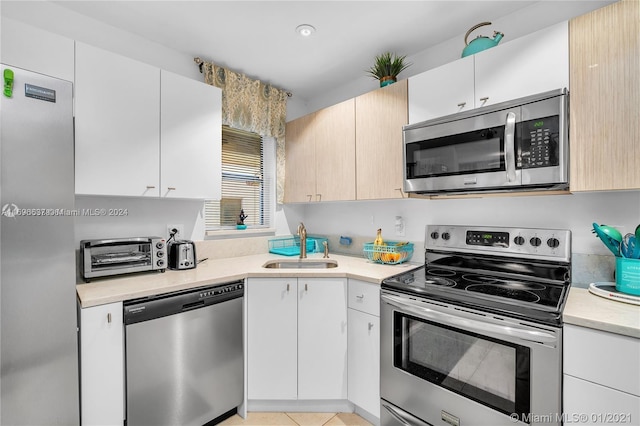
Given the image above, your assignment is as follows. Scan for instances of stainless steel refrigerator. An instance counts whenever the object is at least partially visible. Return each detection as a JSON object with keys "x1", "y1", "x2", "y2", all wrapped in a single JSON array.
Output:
[{"x1": 1, "y1": 64, "x2": 79, "y2": 425}]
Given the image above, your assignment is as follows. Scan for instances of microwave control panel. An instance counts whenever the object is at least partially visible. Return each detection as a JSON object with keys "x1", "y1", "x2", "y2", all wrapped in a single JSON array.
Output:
[{"x1": 517, "y1": 115, "x2": 559, "y2": 169}]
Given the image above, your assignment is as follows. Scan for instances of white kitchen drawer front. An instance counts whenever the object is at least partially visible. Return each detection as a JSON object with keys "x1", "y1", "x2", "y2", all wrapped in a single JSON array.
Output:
[
  {"x1": 563, "y1": 374, "x2": 640, "y2": 424},
  {"x1": 348, "y1": 279, "x2": 380, "y2": 316},
  {"x1": 564, "y1": 324, "x2": 640, "y2": 396}
]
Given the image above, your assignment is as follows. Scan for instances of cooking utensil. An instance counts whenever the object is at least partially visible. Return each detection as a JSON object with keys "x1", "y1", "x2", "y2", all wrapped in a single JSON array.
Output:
[
  {"x1": 630, "y1": 235, "x2": 640, "y2": 259},
  {"x1": 592, "y1": 223, "x2": 621, "y2": 256},
  {"x1": 621, "y1": 233, "x2": 633, "y2": 258}
]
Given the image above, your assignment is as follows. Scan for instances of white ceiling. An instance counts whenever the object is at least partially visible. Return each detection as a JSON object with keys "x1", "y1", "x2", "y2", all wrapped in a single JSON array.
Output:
[{"x1": 47, "y1": 0, "x2": 544, "y2": 100}]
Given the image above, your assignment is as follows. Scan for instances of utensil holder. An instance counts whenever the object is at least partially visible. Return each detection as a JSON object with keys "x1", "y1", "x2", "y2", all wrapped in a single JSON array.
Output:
[{"x1": 616, "y1": 257, "x2": 640, "y2": 296}]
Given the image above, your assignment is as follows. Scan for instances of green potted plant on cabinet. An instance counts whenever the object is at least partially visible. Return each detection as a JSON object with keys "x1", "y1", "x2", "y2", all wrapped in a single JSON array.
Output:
[{"x1": 366, "y1": 52, "x2": 411, "y2": 87}]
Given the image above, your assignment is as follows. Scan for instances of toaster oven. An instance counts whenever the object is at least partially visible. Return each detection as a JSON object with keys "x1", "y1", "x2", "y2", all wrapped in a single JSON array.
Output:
[{"x1": 80, "y1": 237, "x2": 166, "y2": 282}]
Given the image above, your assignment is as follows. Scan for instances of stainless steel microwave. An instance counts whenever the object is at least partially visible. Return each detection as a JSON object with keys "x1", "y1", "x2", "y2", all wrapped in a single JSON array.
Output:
[{"x1": 403, "y1": 88, "x2": 569, "y2": 195}]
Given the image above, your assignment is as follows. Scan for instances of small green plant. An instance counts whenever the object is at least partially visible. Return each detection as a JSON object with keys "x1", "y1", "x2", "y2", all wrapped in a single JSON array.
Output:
[{"x1": 366, "y1": 52, "x2": 411, "y2": 83}]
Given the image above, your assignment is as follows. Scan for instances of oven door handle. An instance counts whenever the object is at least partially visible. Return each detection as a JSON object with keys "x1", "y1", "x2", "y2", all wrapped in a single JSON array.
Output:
[
  {"x1": 505, "y1": 111, "x2": 517, "y2": 183},
  {"x1": 382, "y1": 294, "x2": 557, "y2": 343},
  {"x1": 382, "y1": 402, "x2": 431, "y2": 426}
]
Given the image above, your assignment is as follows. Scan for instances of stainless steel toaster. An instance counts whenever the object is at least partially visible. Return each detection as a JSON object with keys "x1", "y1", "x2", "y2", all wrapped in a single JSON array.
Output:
[
  {"x1": 80, "y1": 237, "x2": 166, "y2": 282},
  {"x1": 167, "y1": 240, "x2": 197, "y2": 270}
]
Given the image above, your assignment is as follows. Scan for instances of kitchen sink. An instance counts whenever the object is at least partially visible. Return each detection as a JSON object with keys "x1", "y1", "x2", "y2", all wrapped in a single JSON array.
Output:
[{"x1": 262, "y1": 259, "x2": 338, "y2": 269}]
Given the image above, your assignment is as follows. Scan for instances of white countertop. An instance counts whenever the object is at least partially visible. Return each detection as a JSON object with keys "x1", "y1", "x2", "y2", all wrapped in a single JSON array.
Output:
[
  {"x1": 76, "y1": 254, "x2": 640, "y2": 339},
  {"x1": 563, "y1": 287, "x2": 640, "y2": 338},
  {"x1": 76, "y1": 253, "x2": 418, "y2": 308}
]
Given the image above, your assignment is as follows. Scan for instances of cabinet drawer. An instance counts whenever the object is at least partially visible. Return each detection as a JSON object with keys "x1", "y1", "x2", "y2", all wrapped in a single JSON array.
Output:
[
  {"x1": 564, "y1": 324, "x2": 640, "y2": 396},
  {"x1": 563, "y1": 374, "x2": 640, "y2": 424},
  {"x1": 348, "y1": 279, "x2": 380, "y2": 316}
]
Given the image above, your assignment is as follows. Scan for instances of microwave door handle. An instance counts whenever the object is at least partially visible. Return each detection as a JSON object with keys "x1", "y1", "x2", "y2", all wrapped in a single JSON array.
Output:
[
  {"x1": 382, "y1": 294, "x2": 557, "y2": 343},
  {"x1": 505, "y1": 112, "x2": 517, "y2": 183}
]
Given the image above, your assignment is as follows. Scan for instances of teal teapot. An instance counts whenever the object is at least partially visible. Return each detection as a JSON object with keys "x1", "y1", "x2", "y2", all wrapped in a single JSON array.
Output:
[{"x1": 461, "y1": 22, "x2": 504, "y2": 57}]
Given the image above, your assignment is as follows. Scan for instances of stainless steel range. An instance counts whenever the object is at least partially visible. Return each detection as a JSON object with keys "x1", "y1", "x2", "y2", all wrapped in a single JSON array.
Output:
[{"x1": 381, "y1": 225, "x2": 571, "y2": 426}]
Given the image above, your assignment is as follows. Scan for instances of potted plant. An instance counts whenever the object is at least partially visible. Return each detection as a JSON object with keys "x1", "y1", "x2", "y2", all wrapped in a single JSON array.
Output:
[
  {"x1": 366, "y1": 52, "x2": 411, "y2": 87},
  {"x1": 236, "y1": 209, "x2": 248, "y2": 230}
]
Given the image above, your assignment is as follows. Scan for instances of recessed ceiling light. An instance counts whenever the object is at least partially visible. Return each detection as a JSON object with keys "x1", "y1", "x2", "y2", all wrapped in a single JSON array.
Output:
[{"x1": 296, "y1": 24, "x2": 316, "y2": 37}]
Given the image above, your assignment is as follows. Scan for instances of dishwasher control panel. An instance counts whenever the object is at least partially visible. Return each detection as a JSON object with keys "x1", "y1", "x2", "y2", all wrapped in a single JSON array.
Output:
[
  {"x1": 124, "y1": 280, "x2": 244, "y2": 325},
  {"x1": 200, "y1": 282, "x2": 244, "y2": 299}
]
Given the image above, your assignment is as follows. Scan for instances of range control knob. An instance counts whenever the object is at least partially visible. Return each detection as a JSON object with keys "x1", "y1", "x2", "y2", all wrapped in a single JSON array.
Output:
[
  {"x1": 156, "y1": 242, "x2": 164, "y2": 249},
  {"x1": 547, "y1": 238, "x2": 560, "y2": 249},
  {"x1": 430, "y1": 232, "x2": 439, "y2": 240},
  {"x1": 530, "y1": 237, "x2": 542, "y2": 247},
  {"x1": 514, "y1": 236, "x2": 526, "y2": 246},
  {"x1": 156, "y1": 260, "x2": 165, "y2": 267},
  {"x1": 442, "y1": 232, "x2": 451, "y2": 241}
]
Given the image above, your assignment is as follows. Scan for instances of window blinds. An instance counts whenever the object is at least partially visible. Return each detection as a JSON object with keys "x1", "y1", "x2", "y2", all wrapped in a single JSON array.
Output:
[{"x1": 205, "y1": 126, "x2": 273, "y2": 230}]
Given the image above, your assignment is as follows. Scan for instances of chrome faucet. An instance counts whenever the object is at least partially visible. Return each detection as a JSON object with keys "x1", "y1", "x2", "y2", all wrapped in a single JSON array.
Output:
[{"x1": 297, "y1": 222, "x2": 307, "y2": 259}]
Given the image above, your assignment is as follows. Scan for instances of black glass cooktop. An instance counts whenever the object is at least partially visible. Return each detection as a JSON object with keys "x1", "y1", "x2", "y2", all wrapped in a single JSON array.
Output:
[{"x1": 382, "y1": 264, "x2": 570, "y2": 325}]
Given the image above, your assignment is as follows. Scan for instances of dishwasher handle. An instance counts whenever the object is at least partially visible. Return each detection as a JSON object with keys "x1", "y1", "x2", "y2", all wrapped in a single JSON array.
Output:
[
  {"x1": 124, "y1": 281, "x2": 243, "y2": 325},
  {"x1": 182, "y1": 300, "x2": 205, "y2": 311}
]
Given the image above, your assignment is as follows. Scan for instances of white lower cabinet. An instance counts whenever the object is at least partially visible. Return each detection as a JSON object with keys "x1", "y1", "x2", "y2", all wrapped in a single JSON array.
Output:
[
  {"x1": 247, "y1": 278, "x2": 298, "y2": 399},
  {"x1": 79, "y1": 301, "x2": 124, "y2": 426},
  {"x1": 348, "y1": 310, "x2": 380, "y2": 417},
  {"x1": 247, "y1": 277, "x2": 348, "y2": 401},
  {"x1": 563, "y1": 324, "x2": 640, "y2": 424},
  {"x1": 347, "y1": 280, "x2": 380, "y2": 419}
]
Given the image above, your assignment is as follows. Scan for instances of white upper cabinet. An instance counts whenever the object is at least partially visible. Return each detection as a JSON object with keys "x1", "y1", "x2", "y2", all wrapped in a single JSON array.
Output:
[
  {"x1": 408, "y1": 21, "x2": 569, "y2": 123},
  {"x1": 75, "y1": 42, "x2": 161, "y2": 197},
  {"x1": 160, "y1": 70, "x2": 222, "y2": 199},
  {"x1": 1, "y1": 17, "x2": 75, "y2": 82},
  {"x1": 474, "y1": 21, "x2": 569, "y2": 107},
  {"x1": 408, "y1": 55, "x2": 475, "y2": 124},
  {"x1": 75, "y1": 43, "x2": 222, "y2": 199}
]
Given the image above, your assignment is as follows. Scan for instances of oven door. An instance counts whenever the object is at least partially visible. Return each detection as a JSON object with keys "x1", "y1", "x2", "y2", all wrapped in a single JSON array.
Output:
[
  {"x1": 380, "y1": 291, "x2": 562, "y2": 426},
  {"x1": 403, "y1": 106, "x2": 521, "y2": 194}
]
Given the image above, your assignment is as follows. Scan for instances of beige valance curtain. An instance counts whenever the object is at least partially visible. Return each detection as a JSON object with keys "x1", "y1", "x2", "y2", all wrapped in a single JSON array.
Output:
[{"x1": 194, "y1": 57, "x2": 288, "y2": 204}]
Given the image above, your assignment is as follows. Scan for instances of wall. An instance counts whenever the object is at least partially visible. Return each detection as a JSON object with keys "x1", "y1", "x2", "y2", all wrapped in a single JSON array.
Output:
[{"x1": 286, "y1": 191, "x2": 640, "y2": 284}]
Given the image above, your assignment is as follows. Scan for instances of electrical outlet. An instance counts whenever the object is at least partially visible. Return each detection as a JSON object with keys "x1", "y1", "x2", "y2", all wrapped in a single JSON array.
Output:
[
  {"x1": 167, "y1": 224, "x2": 184, "y2": 241},
  {"x1": 395, "y1": 216, "x2": 405, "y2": 237}
]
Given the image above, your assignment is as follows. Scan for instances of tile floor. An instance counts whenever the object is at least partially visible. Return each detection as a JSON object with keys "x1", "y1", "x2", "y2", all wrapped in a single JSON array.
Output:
[{"x1": 218, "y1": 412, "x2": 373, "y2": 426}]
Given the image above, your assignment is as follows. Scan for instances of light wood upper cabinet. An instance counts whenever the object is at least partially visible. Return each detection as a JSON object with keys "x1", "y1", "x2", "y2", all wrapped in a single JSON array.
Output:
[
  {"x1": 315, "y1": 100, "x2": 356, "y2": 202},
  {"x1": 569, "y1": 0, "x2": 640, "y2": 192},
  {"x1": 356, "y1": 80, "x2": 408, "y2": 200},
  {"x1": 284, "y1": 99, "x2": 356, "y2": 203},
  {"x1": 284, "y1": 112, "x2": 318, "y2": 203}
]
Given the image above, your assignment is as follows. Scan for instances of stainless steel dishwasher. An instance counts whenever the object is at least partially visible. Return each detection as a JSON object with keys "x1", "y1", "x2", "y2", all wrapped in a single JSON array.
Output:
[{"x1": 123, "y1": 281, "x2": 244, "y2": 426}]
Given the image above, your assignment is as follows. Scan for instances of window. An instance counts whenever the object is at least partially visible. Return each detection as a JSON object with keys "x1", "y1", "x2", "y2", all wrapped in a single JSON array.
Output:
[{"x1": 205, "y1": 126, "x2": 274, "y2": 230}]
